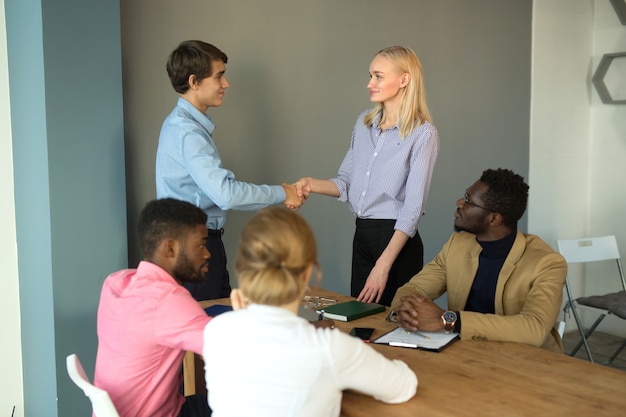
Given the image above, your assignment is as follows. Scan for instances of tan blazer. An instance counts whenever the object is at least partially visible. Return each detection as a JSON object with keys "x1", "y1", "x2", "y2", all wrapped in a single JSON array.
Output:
[{"x1": 391, "y1": 230, "x2": 567, "y2": 353}]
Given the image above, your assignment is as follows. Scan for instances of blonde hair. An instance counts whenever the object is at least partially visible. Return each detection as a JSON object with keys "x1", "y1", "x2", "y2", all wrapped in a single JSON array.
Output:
[
  {"x1": 235, "y1": 207, "x2": 320, "y2": 306},
  {"x1": 363, "y1": 46, "x2": 432, "y2": 138}
]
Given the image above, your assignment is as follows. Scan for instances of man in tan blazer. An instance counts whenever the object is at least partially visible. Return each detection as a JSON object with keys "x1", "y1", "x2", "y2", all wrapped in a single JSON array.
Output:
[{"x1": 391, "y1": 168, "x2": 566, "y2": 352}]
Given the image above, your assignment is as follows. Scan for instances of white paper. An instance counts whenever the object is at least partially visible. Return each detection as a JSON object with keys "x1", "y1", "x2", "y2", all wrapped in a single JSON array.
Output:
[{"x1": 373, "y1": 327, "x2": 459, "y2": 351}]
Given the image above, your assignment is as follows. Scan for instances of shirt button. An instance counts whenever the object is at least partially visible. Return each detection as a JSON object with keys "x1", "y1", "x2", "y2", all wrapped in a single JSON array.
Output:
[
  {"x1": 361, "y1": 191, "x2": 366, "y2": 196},
  {"x1": 366, "y1": 171, "x2": 370, "y2": 176},
  {"x1": 374, "y1": 152, "x2": 378, "y2": 156}
]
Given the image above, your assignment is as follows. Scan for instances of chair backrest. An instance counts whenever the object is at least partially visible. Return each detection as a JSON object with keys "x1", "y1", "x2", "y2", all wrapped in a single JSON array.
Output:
[
  {"x1": 557, "y1": 235, "x2": 620, "y2": 264},
  {"x1": 557, "y1": 235, "x2": 626, "y2": 291},
  {"x1": 66, "y1": 354, "x2": 120, "y2": 417}
]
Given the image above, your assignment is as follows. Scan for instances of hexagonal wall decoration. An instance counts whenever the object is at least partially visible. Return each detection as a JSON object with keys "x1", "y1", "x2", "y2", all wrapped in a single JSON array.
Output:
[
  {"x1": 610, "y1": 0, "x2": 626, "y2": 25},
  {"x1": 592, "y1": 52, "x2": 626, "y2": 104}
]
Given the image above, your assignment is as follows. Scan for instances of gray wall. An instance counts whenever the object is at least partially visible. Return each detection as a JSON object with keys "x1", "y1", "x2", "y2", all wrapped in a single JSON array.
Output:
[
  {"x1": 6, "y1": 0, "x2": 127, "y2": 416},
  {"x1": 122, "y1": 0, "x2": 531, "y2": 295}
]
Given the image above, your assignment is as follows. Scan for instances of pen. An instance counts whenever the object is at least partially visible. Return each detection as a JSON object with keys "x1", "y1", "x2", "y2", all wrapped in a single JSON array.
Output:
[
  {"x1": 401, "y1": 329, "x2": 431, "y2": 340},
  {"x1": 390, "y1": 342, "x2": 418, "y2": 348}
]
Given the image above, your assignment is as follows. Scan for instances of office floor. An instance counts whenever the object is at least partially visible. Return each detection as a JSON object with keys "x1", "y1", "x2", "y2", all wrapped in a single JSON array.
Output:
[{"x1": 562, "y1": 330, "x2": 626, "y2": 371}]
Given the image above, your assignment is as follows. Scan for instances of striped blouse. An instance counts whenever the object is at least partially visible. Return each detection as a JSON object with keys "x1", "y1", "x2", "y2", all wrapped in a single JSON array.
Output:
[{"x1": 330, "y1": 110, "x2": 440, "y2": 238}]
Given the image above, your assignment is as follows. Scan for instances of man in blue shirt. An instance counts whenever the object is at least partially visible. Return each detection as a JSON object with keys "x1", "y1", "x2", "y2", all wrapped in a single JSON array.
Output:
[{"x1": 156, "y1": 40, "x2": 302, "y2": 301}]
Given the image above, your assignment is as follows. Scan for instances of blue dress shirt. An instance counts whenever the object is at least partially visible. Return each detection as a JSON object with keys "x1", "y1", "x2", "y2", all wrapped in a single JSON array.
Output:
[
  {"x1": 331, "y1": 111, "x2": 440, "y2": 238},
  {"x1": 156, "y1": 98, "x2": 285, "y2": 229}
]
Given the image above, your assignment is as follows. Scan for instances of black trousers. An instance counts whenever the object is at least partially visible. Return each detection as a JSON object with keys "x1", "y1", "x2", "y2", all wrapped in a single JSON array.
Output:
[
  {"x1": 183, "y1": 230, "x2": 232, "y2": 301},
  {"x1": 351, "y1": 218, "x2": 424, "y2": 306},
  {"x1": 178, "y1": 394, "x2": 212, "y2": 417}
]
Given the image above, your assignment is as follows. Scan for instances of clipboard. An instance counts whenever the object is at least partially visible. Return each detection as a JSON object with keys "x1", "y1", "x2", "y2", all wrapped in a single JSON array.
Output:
[{"x1": 373, "y1": 327, "x2": 459, "y2": 352}]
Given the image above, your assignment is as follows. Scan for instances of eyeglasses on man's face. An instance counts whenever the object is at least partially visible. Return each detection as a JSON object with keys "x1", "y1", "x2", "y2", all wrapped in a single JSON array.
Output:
[{"x1": 463, "y1": 193, "x2": 493, "y2": 212}]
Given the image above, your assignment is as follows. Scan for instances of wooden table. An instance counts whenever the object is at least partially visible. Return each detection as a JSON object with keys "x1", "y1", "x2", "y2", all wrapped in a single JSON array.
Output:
[{"x1": 189, "y1": 288, "x2": 626, "y2": 416}]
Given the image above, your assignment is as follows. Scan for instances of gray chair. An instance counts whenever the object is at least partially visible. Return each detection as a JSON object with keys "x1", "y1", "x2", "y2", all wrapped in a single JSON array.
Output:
[
  {"x1": 66, "y1": 354, "x2": 120, "y2": 417},
  {"x1": 557, "y1": 235, "x2": 626, "y2": 364}
]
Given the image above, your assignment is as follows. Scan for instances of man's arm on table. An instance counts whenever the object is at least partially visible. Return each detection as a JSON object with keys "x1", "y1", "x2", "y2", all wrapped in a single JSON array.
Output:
[{"x1": 391, "y1": 236, "x2": 567, "y2": 347}]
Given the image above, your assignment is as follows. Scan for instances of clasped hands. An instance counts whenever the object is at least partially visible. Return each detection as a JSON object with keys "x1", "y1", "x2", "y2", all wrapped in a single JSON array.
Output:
[
  {"x1": 395, "y1": 294, "x2": 445, "y2": 332},
  {"x1": 282, "y1": 178, "x2": 312, "y2": 210}
]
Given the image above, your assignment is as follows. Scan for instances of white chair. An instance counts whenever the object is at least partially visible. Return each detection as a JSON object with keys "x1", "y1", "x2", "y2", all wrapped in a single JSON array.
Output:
[
  {"x1": 557, "y1": 235, "x2": 626, "y2": 364},
  {"x1": 66, "y1": 354, "x2": 120, "y2": 417}
]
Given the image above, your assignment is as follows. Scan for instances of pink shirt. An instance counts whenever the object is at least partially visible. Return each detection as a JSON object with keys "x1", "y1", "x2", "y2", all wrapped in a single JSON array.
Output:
[{"x1": 94, "y1": 261, "x2": 211, "y2": 417}]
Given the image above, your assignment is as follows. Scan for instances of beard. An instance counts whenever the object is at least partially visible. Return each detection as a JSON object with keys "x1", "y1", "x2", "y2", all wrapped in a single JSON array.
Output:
[
  {"x1": 454, "y1": 223, "x2": 487, "y2": 235},
  {"x1": 172, "y1": 250, "x2": 206, "y2": 284},
  {"x1": 453, "y1": 211, "x2": 489, "y2": 235}
]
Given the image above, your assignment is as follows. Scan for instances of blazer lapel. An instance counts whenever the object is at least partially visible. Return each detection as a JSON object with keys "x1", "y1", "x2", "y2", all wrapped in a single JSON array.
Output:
[
  {"x1": 451, "y1": 237, "x2": 483, "y2": 310},
  {"x1": 494, "y1": 230, "x2": 526, "y2": 314}
]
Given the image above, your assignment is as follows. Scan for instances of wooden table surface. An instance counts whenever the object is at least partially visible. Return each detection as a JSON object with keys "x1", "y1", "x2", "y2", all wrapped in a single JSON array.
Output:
[{"x1": 194, "y1": 287, "x2": 626, "y2": 417}]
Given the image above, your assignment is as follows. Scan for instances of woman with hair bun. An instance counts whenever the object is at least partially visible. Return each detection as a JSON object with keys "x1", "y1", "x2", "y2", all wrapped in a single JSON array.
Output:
[{"x1": 202, "y1": 206, "x2": 417, "y2": 417}]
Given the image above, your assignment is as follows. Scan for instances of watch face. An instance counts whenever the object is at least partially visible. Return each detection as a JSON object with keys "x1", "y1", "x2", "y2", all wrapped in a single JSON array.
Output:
[{"x1": 443, "y1": 311, "x2": 457, "y2": 323}]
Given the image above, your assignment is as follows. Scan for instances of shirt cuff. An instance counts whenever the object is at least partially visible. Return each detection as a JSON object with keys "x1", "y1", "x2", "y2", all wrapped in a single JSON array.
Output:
[
  {"x1": 393, "y1": 220, "x2": 418, "y2": 239},
  {"x1": 453, "y1": 311, "x2": 461, "y2": 333},
  {"x1": 329, "y1": 178, "x2": 348, "y2": 202}
]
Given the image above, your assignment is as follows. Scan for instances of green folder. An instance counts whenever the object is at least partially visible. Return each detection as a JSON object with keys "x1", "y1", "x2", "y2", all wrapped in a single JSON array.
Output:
[{"x1": 317, "y1": 300, "x2": 386, "y2": 322}]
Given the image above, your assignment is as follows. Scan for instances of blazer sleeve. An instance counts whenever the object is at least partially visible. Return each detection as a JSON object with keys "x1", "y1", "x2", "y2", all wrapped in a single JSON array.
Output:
[
  {"x1": 390, "y1": 232, "x2": 567, "y2": 352},
  {"x1": 390, "y1": 234, "x2": 458, "y2": 309},
  {"x1": 458, "y1": 247, "x2": 567, "y2": 349}
]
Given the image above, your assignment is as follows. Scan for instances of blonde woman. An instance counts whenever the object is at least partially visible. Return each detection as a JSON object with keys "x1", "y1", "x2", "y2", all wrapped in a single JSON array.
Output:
[
  {"x1": 296, "y1": 46, "x2": 440, "y2": 306},
  {"x1": 202, "y1": 207, "x2": 417, "y2": 417}
]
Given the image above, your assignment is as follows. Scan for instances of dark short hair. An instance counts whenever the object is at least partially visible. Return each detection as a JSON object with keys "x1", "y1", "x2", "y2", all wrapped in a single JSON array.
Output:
[
  {"x1": 138, "y1": 198, "x2": 207, "y2": 259},
  {"x1": 166, "y1": 40, "x2": 228, "y2": 94},
  {"x1": 479, "y1": 168, "x2": 529, "y2": 229}
]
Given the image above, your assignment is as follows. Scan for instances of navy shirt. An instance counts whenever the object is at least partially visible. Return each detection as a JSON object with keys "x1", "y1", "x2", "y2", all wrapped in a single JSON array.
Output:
[{"x1": 465, "y1": 231, "x2": 517, "y2": 313}]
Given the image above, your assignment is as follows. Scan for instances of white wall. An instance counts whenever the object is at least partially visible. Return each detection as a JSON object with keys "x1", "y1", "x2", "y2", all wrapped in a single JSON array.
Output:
[
  {"x1": 530, "y1": 0, "x2": 626, "y2": 335},
  {"x1": 0, "y1": 0, "x2": 24, "y2": 415},
  {"x1": 588, "y1": 0, "x2": 626, "y2": 333}
]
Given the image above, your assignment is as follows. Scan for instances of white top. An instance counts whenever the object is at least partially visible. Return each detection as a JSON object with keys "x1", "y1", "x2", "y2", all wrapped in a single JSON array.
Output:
[{"x1": 203, "y1": 304, "x2": 417, "y2": 417}]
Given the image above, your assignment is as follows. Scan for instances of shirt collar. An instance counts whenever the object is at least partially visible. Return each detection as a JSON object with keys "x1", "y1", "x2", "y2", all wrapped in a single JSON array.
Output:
[
  {"x1": 372, "y1": 112, "x2": 398, "y2": 131},
  {"x1": 136, "y1": 260, "x2": 179, "y2": 284},
  {"x1": 177, "y1": 97, "x2": 216, "y2": 135},
  {"x1": 371, "y1": 112, "x2": 382, "y2": 127},
  {"x1": 247, "y1": 304, "x2": 296, "y2": 315},
  {"x1": 476, "y1": 230, "x2": 517, "y2": 260}
]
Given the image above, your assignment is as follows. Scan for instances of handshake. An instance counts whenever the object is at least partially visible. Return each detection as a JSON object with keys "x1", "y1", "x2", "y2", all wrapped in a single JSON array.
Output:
[{"x1": 282, "y1": 177, "x2": 313, "y2": 210}]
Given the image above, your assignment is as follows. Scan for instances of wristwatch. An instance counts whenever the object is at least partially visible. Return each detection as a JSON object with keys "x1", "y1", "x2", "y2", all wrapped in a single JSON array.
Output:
[
  {"x1": 388, "y1": 309, "x2": 399, "y2": 323},
  {"x1": 441, "y1": 310, "x2": 457, "y2": 334}
]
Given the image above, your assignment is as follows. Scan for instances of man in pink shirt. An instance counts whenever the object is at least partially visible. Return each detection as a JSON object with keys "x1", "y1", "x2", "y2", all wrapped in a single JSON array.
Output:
[{"x1": 94, "y1": 198, "x2": 212, "y2": 417}]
